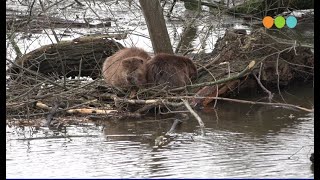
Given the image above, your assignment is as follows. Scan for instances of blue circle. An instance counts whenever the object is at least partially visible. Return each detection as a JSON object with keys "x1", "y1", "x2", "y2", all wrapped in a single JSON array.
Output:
[{"x1": 286, "y1": 16, "x2": 297, "y2": 28}]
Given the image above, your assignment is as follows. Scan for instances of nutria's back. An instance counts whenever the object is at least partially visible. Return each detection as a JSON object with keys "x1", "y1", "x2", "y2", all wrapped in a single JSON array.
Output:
[{"x1": 146, "y1": 53, "x2": 198, "y2": 88}]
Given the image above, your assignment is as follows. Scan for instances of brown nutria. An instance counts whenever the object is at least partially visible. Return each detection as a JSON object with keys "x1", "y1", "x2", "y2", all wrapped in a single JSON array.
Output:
[
  {"x1": 146, "y1": 53, "x2": 197, "y2": 88},
  {"x1": 102, "y1": 47, "x2": 151, "y2": 88}
]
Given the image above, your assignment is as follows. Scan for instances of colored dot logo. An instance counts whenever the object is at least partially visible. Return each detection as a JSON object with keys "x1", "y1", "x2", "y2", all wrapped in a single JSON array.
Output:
[
  {"x1": 262, "y1": 16, "x2": 273, "y2": 29},
  {"x1": 274, "y1": 16, "x2": 285, "y2": 28},
  {"x1": 286, "y1": 16, "x2": 298, "y2": 28},
  {"x1": 262, "y1": 15, "x2": 297, "y2": 29}
]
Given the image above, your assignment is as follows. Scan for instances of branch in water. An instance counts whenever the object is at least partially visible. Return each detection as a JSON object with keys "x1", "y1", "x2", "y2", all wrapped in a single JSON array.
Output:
[{"x1": 182, "y1": 99, "x2": 205, "y2": 136}]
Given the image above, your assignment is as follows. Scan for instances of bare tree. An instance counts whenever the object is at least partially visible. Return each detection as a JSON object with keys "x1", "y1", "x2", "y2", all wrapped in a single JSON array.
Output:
[{"x1": 139, "y1": 0, "x2": 173, "y2": 54}]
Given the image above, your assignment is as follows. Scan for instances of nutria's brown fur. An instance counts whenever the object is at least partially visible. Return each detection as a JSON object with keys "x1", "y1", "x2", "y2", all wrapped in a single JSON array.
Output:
[
  {"x1": 146, "y1": 53, "x2": 197, "y2": 88},
  {"x1": 102, "y1": 47, "x2": 151, "y2": 88}
]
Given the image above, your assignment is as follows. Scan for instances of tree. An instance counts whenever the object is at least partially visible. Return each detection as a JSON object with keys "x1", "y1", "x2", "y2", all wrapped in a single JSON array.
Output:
[{"x1": 139, "y1": 0, "x2": 173, "y2": 54}]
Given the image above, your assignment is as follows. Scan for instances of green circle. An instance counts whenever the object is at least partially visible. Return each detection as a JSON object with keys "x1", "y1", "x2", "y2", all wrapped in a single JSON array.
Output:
[{"x1": 274, "y1": 16, "x2": 285, "y2": 29}]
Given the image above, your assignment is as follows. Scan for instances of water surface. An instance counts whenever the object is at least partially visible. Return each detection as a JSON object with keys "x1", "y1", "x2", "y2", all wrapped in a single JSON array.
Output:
[{"x1": 6, "y1": 83, "x2": 314, "y2": 178}]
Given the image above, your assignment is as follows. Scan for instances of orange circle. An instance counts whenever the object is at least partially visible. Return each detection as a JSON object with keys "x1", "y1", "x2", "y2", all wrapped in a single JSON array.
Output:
[{"x1": 263, "y1": 16, "x2": 274, "y2": 29}]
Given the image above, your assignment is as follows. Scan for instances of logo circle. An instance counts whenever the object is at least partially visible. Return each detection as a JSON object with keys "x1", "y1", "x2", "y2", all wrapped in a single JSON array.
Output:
[
  {"x1": 286, "y1": 16, "x2": 297, "y2": 28},
  {"x1": 274, "y1": 16, "x2": 285, "y2": 28},
  {"x1": 263, "y1": 16, "x2": 274, "y2": 29}
]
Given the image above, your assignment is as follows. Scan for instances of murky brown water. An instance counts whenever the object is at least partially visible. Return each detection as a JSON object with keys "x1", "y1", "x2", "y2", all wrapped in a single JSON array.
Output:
[{"x1": 6, "y1": 82, "x2": 314, "y2": 178}]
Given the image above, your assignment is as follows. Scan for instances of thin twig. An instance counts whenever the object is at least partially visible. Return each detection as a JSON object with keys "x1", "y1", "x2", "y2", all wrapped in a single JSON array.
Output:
[
  {"x1": 253, "y1": 73, "x2": 273, "y2": 102},
  {"x1": 7, "y1": 59, "x2": 68, "y2": 90},
  {"x1": 171, "y1": 60, "x2": 256, "y2": 92},
  {"x1": 167, "y1": 96, "x2": 313, "y2": 113},
  {"x1": 182, "y1": 99, "x2": 205, "y2": 136},
  {"x1": 8, "y1": 33, "x2": 22, "y2": 59},
  {"x1": 275, "y1": 53, "x2": 286, "y2": 103},
  {"x1": 39, "y1": 0, "x2": 60, "y2": 43},
  {"x1": 175, "y1": 0, "x2": 202, "y2": 53},
  {"x1": 166, "y1": 118, "x2": 182, "y2": 135}
]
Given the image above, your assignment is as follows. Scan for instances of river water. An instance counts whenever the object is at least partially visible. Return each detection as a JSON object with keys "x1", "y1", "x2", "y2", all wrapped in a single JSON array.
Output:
[
  {"x1": 6, "y1": 82, "x2": 314, "y2": 178},
  {"x1": 6, "y1": 0, "x2": 314, "y2": 178}
]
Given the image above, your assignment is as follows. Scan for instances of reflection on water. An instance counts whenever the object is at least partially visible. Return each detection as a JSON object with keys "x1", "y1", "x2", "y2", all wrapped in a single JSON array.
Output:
[{"x1": 6, "y1": 83, "x2": 314, "y2": 178}]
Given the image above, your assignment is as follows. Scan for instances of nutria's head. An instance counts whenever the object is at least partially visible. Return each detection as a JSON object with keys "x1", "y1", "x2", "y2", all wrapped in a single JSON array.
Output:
[{"x1": 122, "y1": 57, "x2": 147, "y2": 87}]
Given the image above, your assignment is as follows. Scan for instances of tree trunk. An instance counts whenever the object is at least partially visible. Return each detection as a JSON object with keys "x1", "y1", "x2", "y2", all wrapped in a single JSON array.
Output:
[{"x1": 139, "y1": 0, "x2": 173, "y2": 54}]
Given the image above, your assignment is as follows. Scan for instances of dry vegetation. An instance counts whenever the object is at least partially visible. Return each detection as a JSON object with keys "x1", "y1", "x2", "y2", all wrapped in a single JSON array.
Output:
[{"x1": 6, "y1": 0, "x2": 314, "y2": 132}]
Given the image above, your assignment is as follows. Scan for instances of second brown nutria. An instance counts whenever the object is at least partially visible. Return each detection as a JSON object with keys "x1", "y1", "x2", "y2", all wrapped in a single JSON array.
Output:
[{"x1": 146, "y1": 53, "x2": 197, "y2": 88}]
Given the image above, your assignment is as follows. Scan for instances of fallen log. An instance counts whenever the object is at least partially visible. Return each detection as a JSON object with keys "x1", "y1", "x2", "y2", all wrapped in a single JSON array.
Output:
[
  {"x1": 10, "y1": 35, "x2": 124, "y2": 80},
  {"x1": 6, "y1": 13, "x2": 112, "y2": 32},
  {"x1": 230, "y1": 0, "x2": 313, "y2": 17}
]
